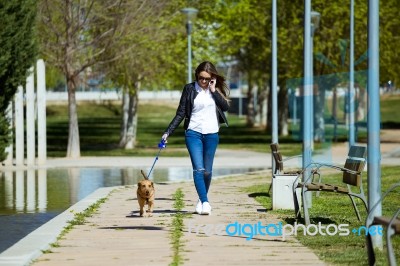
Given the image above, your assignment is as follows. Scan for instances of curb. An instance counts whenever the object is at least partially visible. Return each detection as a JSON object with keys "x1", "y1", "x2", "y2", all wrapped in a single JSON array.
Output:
[{"x1": 0, "y1": 186, "x2": 117, "y2": 266}]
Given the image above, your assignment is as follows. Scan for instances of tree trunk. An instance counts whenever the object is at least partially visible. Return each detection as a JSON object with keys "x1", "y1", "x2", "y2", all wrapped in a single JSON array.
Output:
[
  {"x1": 66, "y1": 75, "x2": 81, "y2": 158},
  {"x1": 314, "y1": 83, "x2": 326, "y2": 142},
  {"x1": 125, "y1": 92, "x2": 138, "y2": 149},
  {"x1": 332, "y1": 87, "x2": 338, "y2": 142},
  {"x1": 357, "y1": 87, "x2": 366, "y2": 121},
  {"x1": 258, "y1": 85, "x2": 268, "y2": 128},
  {"x1": 119, "y1": 90, "x2": 129, "y2": 147},
  {"x1": 119, "y1": 83, "x2": 139, "y2": 149},
  {"x1": 278, "y1": 85, "x2": 289, "y2": 136},
  {"x1": 266, "y1": 80, "x2": 272, "y2": 133},
  {"x1": 246, "y1": 85, "x2": 256, "y2": 127}
]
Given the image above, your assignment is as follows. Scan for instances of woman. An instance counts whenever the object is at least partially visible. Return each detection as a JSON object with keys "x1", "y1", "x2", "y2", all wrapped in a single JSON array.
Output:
[{"x1": 162, "y1": 61, "x2": 230, "y2": 215}]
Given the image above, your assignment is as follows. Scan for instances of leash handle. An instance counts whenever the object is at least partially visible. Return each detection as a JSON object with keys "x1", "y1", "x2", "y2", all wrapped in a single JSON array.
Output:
[
  {"x1": 147, "y1": 139, "x2": 167, "y2": 178},
  {"x1": 158, "y1": 139, "x2": 167, "y2": 149}
]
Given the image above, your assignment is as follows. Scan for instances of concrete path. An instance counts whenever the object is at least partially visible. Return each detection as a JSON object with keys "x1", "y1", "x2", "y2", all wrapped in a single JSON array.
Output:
[{"x1": 30, "y1": 171, "x2": 324, "y2": 266}]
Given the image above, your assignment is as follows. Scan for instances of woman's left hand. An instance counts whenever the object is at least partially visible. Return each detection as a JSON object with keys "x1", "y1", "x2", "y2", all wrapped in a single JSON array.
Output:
[{"x1": 209, "y1": 78, "x2": 217, "y2": 92}]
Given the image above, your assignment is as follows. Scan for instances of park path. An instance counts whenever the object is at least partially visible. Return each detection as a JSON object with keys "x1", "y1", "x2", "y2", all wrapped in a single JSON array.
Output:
[{"x1": 32, "y1": 171, "x2": 325, "y2": 266}]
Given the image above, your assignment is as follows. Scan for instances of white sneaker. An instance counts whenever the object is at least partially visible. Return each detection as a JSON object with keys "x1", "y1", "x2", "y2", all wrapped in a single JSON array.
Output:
[
  {"x1": 201, "y1": 202, "x2": 211, "y2": 215},
  {"x1": 195, "y1": 199, "x2": 202, "y2": 214}
]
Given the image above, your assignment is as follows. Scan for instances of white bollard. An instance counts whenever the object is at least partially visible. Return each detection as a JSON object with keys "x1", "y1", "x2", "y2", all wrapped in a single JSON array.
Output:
[
  {"x1": 10, "y1": 60, "x2": 47, "y2": 166},
  {"x1": 4, "y1": 102, "x2": 13, "y2": 165},
  {"x1": 26, "y1": 68, "x2": 35, "y2": 166},
  {"x1": 38, "y1": 169, "x2": 47, "y2": 212},
  {"x1": 37, "y1": 59, "x2": 47, "y2": 165},
  {"x1": 4, "y1": 171, "x2": 13, "y2": 208},
  {"x1": 15, "y1": 170, "x2": 25, "y2": 211},
  {"x1": 27, "y1": 169, "x2": 36, "y2": 212},
  {"x1": 15, "y1": 86, "x2": 24, "y2": 166}
]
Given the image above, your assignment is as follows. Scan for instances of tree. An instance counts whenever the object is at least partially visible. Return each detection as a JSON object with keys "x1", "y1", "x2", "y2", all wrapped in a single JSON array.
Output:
[
  {"x1": 37, "y1": 0, "x2": 144, "y2": 158},
  {"x1": 198, "y1": 0, "x2": 400, "y2": 141},
  {"x1": 378, "y1": 0, "x2": 400, "y2": 87},
  {"x1": 0, "y1": 0, "x2": 37, "y2": 161},
  {"x1": 312, "y1": 0, "x2": 368, "y2": 142},
  {"x1": 201, "y1": 0, "x2": 272, "y2": 127},
  {"x1": 100, "y1": 0, "x2": 188, "y2": 149}
]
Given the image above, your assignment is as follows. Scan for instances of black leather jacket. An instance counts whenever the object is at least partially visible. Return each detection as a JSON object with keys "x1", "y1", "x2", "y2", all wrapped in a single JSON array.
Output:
[{"x1": 164, "y1": 82, "x2": 229, "y2": 136}]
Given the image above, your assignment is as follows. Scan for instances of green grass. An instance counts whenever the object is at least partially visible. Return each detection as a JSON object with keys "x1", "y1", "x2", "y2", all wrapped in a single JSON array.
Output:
[
  {"x1": 244, "y1": 166, "x2": 400, "y2": 265},
  {"x1": 45, "y1": 94, "x2": 400, "y2": 157},
  {"x1": 380, "y1": 94, "x2": 400, "y2": 128},
  {"x1": 40, "y1": 197, "x2": 108, "y2": 255},
  {"x1": 61, "y1": 197, "x2": 108, "y2": 236},
  {"x1": 170, "y1": 188, "x2": 186, "y2": 266},
  {"x1": 46, "y1": 102, "x2": 307, "y2": 157}
]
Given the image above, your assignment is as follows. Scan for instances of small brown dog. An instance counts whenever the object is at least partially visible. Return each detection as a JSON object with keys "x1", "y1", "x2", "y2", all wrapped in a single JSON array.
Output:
[{"x1": 137, "y1": 170, "x2": 155, "y2": 217}]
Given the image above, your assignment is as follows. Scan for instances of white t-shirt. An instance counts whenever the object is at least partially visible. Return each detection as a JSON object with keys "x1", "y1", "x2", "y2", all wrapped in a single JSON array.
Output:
[{"x1": 188, "y1": 82, "x2": 219, "y2": 134}]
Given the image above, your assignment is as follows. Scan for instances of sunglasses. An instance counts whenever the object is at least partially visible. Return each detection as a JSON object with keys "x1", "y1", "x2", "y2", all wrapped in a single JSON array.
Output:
[{"x1": 198, "y1": 76, "x2": 212, "y2": 83}]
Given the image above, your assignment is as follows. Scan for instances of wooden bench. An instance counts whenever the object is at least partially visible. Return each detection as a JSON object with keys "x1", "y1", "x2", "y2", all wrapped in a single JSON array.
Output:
[
  {"x1": 269, "y1": 143, "x2": 305, "y2": 195},
  {"x1": 270, "y1": 143, "x2": 303, "y2": 175},
  {"x1": 293, "y1": 145, "x2": 368, "y2": 225},
  {"x1": 366, "y1": 182, "x2": 400, "y2": 266}
]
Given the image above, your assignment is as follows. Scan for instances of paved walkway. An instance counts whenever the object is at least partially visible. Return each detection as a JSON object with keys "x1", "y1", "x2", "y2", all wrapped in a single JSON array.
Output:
[
  {"x1": 1, "y1": 141, "x2": 399, "y2": 265},
  {"x1": 30, "y1": 172, "x2": 324, "y2": 266}
]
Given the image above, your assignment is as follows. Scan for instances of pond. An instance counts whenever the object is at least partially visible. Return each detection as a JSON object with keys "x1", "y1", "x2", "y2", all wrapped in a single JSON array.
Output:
[{"x1": 0, "y1": 166, "x2": 265, "y2": 253}]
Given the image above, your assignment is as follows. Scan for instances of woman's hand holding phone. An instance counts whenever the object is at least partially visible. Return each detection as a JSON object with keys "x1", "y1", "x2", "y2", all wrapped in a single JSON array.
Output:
[{"x1": 209, "y1": 78, "x2": 217, "y2": 92}]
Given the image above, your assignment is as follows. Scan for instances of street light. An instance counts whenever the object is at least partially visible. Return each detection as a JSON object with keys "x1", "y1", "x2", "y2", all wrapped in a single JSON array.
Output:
[{"x1": 181, "y1": 7, "x2": 198, "y2": 83}]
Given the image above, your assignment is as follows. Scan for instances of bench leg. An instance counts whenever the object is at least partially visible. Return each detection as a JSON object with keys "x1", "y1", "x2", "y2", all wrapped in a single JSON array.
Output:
[
  {"x1": 267, "y1": 179, "x2": 273, "y2": 195},
  {"x1": 387, "y1": 228, "x2": 396, "y2": 266},
  {"x1": 315, "y1": 173, "x2": 321, "y2": 197},
  {"x1": 366, "y1": 233, "x2": 376, "y2": 266},
  {"x1": 348, "y1": 195, "x2": 362, "y2": 221},
  {"x1": 387, "y1": 210, "x2": 400, "y2": 266},
  {"x1": 293, "y1": 186, "x2": 301, "y2": 219},
  {"x1": 302, "y1": 188, "x2": 311, "y2": 226},
  {"x1": 348, "y1": 186, "x2": 368, "y2": 222}
]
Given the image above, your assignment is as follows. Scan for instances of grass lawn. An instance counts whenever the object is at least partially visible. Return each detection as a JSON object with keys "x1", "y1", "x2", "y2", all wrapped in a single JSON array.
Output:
[
  {"x1": 46, "y1": 101, "x2": 309, "y2": 157},
  {"x1": 380, "y1": 94, "x2": 400, "y2": 129},
  {"x1": 244, "y1": 165, "x2": 400, "y2": 265},
  {"x1": 47, "y1": 99, "x2": 400, "y2": 157}
]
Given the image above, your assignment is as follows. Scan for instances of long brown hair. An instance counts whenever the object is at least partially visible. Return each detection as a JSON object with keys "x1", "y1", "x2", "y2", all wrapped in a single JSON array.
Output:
[{"x1": 195, "y1": 61, "x2": 230, "y2": 98}]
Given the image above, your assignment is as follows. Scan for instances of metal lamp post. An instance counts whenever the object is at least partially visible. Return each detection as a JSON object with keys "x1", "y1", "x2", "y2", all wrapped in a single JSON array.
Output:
[
  {"x1": 271, "y1": 0, "x2": 278, "y2": 175},
  {"x1": 348, "y1": 0, "x2": 355, "y2": 147},
  {"x1": 302, "y1": 8, "x2": 320, "y2": 169},
  {"x1": 181, "y1": 7, "x2": 198, "y2": 84},
  {"x1": 302, "y1": 5, "x2": 320, "y2": 207},
  {"x1": 367, "y1": 0, "x2": 382, "y2": 249}
]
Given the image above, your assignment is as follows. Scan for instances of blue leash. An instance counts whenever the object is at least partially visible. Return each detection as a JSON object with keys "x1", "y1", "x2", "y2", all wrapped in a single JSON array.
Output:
[{"x1": 146, "y1": 139, "x2": 167, "y2": 178}]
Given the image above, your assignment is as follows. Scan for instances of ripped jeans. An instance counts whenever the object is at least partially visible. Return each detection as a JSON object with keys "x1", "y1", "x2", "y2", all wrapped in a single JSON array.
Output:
[{"x1": 185, "y1": 129, "x2": 219, "y2": 203}]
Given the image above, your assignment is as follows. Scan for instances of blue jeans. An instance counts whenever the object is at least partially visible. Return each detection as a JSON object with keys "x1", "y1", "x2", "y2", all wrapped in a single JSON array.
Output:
[{"x1": 185, "y1": 130, "x2": 219, "y2": 203}]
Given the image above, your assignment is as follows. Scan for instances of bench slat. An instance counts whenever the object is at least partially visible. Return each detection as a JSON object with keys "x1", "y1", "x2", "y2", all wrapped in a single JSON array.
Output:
[
  {"x1": 373, "y1": 216, "x2": 400, "y2": 234},
  {"x1": 297, "y1": 182, "x2": 350, "y2": 194}
]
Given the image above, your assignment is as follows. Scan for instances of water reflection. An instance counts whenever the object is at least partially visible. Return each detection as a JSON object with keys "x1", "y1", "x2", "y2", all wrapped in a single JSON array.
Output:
[{"x1": 0, "y1": 166, "x2": 264, "y2": 253}]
